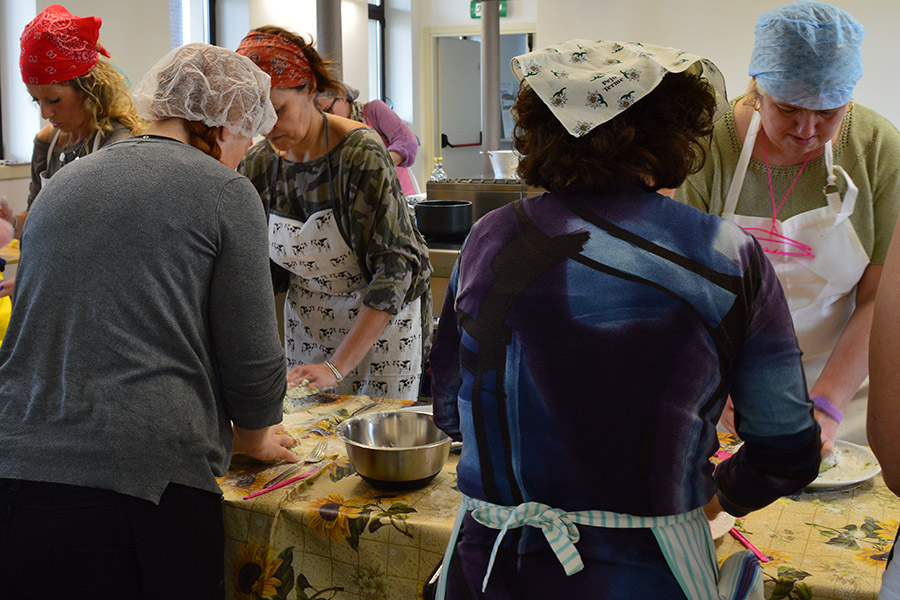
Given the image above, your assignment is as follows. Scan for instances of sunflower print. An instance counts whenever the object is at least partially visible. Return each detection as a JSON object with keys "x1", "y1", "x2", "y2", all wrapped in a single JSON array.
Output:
[
  {"x1": 856, "y1": 547, "x2": 892, "y2": 566},
  {"x1": 231, "y1": 541, "x2": 283, "y2": 600},
  {"x1": 877, "y1": 518, "x2": 898, "y2": 541},
  {"x1": 760, "y1": 549, "x2": 792, "y2": 567},
  {"x1": 305, "y1": 493, "x2": 364, "y2": 543}
]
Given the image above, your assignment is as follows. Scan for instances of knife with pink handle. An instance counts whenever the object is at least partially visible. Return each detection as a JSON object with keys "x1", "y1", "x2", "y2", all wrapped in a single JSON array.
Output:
[{"x1": 729, "y1": 528, "x2": 770, "y2": 563}]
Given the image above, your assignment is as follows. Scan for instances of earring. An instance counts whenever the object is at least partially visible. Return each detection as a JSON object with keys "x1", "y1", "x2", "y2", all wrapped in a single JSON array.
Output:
[{"x1": 754, "y1": 97, "x2": 761, "y2": 111}]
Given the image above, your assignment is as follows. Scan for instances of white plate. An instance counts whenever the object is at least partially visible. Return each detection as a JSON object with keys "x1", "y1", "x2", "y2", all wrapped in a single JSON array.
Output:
[
  {"x1": 708, "y1": 511, "x2": 735, "y2": 540},
  {"x1": 807, "y1": 440, "x2": 881, "y2": 489}
]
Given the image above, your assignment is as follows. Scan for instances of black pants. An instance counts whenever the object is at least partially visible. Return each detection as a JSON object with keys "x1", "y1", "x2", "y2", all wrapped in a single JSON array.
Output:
[{"x1": 0, "y1": 479, "x2": 225, "y2": 599}]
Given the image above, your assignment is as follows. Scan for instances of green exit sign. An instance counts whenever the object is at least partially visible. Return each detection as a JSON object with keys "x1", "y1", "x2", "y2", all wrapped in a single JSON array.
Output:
[{"x1": 470, "y1": 1, "x2": 508, "y2": 18}]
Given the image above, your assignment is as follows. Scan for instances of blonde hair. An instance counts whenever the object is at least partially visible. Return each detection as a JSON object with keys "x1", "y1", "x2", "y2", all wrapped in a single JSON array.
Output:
[
  {"x1": 743, "y1": 78, "x2": 766, "y2": 108},
  {"x1": 68, "y1": 59, "x2": 145, "y2": 136}
]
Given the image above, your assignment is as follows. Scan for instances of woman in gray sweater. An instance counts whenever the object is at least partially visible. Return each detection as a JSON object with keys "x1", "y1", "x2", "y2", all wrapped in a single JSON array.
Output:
[{"x1": 0, "y1": 44, "x2": 293, "y2": 598}]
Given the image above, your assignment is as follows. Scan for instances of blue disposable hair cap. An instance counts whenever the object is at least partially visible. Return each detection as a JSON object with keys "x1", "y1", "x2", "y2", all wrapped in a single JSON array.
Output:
[{"x1": 749, "y1": 1, "x2": 864, "y2": 110}]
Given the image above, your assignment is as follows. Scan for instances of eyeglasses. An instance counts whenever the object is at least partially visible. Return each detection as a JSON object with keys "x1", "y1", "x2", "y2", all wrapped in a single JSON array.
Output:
[{"x1": 320, "y1": 97, "x2": 344, "y2": 114}]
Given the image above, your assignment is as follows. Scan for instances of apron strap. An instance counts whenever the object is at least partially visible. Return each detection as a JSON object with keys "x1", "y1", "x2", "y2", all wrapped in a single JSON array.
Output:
[
  {"x1": 459, "y1": 495, "x2": 725, "y2": 599},
  {"x1": 45, "y1": 129, "x2": 61, "y2": 165},
  {"x1": 91, "y1": 130, "x2": 103, "y2": 153},
  {"x1": 723, "y1": 109, "x2": 761, "y2": 218}
]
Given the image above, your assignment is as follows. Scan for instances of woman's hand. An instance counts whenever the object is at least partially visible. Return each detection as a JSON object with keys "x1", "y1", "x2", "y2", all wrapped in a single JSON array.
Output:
[
  {"x1": 814, "y1": 409, "x2": 838, "y2": 458},
  {"x1": 0, "y1": 198, "x2": 13, "y2": 227},
  {"x1": 718, "y1": 396, "x2": 737, "y2": 436},
  {"x1": 703, "y1": 493, "x2": 724, "y2": 520},
  {"x1": 232, "y1": 424, "x2": 299, "y2": 463},
  {"x1": 288, "y1": 363, "x2": 341, "y2": 390},
  {"x1": 0, "y1": 277, "x2": 14, "y2": 299}
]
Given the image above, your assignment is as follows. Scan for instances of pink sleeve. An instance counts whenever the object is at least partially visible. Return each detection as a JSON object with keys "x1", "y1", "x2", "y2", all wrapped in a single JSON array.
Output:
[{"x1": 363, "y1": 100, "x2": 418, "y2": 167}]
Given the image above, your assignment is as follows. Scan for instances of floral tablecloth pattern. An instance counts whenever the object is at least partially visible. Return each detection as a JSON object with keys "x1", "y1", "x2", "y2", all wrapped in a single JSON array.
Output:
[
  {"x1": 713, "y1": 433, "x2": 898, "y2": 600},
  {"x1": 219, "y1": 404, "x2": 897, "y2": 600}
]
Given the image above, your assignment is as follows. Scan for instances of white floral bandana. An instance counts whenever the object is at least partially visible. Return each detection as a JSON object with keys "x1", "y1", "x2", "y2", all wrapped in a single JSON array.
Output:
[{"x1": 511, "y1": 39, "x2": 728, "y2": 137}]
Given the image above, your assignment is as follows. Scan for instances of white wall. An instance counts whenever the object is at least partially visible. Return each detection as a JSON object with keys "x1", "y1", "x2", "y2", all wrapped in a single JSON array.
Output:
[{"x1": 535, "y1": 0, "x2": 900, "y2": 128}]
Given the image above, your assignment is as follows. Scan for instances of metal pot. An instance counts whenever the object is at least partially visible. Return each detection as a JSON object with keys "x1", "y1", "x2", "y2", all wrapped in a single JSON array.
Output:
[
  {"x1": 415, "y1": 200, "x2": 473, "y2": 239},
  {"x1": 336, "y1": 411, "x2": 451, "y2": 490}
]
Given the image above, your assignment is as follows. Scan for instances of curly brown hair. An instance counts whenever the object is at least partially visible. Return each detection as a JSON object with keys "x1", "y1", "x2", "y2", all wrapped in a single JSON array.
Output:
[
  {"x1": 250, "y1": 25, "x2": 344, "y2": 96},
  {"x1": 65, "y1": 59, "x2": 145, "y2": 136},
  {"x1": 513, "y1": 70, "x2": 718, "y2": 194}
]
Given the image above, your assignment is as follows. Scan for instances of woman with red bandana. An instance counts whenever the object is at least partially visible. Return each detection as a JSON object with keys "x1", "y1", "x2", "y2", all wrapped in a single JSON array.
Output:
[
  {"x1": 236, "y1": 27, "x2": 432, "y2": 401},
  {"x1": 0, "y1": 4, "x2": 143, "y2": 301},
  {"x1": 8, "y1": 5, "x2": 142, "y2": 237}
]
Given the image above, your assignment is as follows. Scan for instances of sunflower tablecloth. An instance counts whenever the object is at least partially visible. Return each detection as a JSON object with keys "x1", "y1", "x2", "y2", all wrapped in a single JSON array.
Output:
[{"x1": 219, "y1": 400, "x2": 897, "y2": 600}]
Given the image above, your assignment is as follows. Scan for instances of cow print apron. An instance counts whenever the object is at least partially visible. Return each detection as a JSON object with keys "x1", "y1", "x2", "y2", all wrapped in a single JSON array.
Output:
[{"x1": 268, "y1": 114, "x2": 422, "y2": 400}]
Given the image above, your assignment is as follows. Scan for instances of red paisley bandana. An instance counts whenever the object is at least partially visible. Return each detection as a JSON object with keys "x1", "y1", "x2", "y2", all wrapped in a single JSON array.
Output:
[
  {"x1": 236, "y1": 31, "x2": 313, "y2": 89},
  {"x1": 20, "y1": 4, "x2": 110, "y2": 85}
]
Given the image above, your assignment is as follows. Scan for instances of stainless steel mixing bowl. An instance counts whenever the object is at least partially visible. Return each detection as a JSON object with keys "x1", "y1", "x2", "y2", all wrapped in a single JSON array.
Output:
[{"x1": 336, "y1": 410, "x2": 451, "y2": 490}]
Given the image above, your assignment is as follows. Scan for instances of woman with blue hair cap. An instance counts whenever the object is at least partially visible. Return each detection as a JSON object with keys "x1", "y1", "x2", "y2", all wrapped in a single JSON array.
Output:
[{"x1": 677, "y1": 1, "x2": 900, "y2": 456}]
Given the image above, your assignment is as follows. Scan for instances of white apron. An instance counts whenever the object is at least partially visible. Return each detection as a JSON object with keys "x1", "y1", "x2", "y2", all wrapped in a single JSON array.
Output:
[
  {"x1": 267, "y1": 122, "x2": 422, "y2": 400},
  {"x1": 723, "y1": 109, "x2": 869, "y2": 387},
  {"x1": 40, "y1": 129, "x2": 103, "y2": 188}
]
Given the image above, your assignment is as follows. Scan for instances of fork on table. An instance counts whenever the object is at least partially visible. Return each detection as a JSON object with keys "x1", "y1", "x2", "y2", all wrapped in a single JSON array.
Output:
[{"x1": 262, "y1": 440, "x2": 328, "y2": 489}]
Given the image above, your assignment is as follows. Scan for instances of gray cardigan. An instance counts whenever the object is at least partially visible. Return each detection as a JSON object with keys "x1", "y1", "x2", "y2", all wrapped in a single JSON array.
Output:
[{"x1": 0, "y1": 136, "x2": 286, "y2": 503}]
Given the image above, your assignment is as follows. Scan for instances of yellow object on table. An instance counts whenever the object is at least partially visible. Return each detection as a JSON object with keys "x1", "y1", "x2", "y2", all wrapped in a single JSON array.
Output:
[
  {"x1": 219, "y1": 406, "x2": 897, "y2": 600},
  {"x1": 0, "y1": 238, "x2": 19, "y2": 265}
]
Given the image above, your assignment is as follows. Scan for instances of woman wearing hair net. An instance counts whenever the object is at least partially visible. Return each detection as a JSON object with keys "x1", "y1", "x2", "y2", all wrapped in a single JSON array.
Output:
[
  {"x1": 677, "y1": 1, "x2": 900, "y2": 455},
  {"x1": 0, "y1": 44, "x2": 296, "y2": 597}
]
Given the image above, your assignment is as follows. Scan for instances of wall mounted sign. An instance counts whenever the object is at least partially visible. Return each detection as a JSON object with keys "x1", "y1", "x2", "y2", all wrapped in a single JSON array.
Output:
[{"x1": 470, "y1": 1, "x2": 508, "y2": 19}]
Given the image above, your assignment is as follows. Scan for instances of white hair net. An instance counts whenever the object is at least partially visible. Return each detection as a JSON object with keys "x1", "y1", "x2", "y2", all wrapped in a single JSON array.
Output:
[{"x1": 132, "y1": 43, "x2": 277, "y2": 138}]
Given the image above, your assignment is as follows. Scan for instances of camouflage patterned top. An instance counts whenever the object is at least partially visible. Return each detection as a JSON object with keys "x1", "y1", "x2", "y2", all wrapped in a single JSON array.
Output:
[{"x1": 239, "y1": 127, "x2": 433, "y2": 352}]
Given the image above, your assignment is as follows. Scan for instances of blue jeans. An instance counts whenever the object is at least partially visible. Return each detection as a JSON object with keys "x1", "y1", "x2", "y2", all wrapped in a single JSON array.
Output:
[{"x1": 0, "y1": 479, "x2": 224, "y2": 599}]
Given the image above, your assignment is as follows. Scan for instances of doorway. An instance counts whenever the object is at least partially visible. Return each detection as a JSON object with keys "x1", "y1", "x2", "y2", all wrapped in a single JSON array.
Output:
[{"x1": 424, "y1": 29, "x2": 534, "y2": 181}]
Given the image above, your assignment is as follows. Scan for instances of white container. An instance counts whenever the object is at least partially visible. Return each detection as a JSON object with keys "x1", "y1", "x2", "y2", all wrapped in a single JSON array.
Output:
[{"x1": 486, "y1": 150, "x2": 519, "y2": 179}]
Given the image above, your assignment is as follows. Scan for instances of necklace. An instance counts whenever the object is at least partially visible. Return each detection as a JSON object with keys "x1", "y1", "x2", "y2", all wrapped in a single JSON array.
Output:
[
  {"x1": 751, "y1": 128, "x2": 815, "y2": 257},
  {"x1": 58, "y1": 132, "x2": 92, "y2": 165}
]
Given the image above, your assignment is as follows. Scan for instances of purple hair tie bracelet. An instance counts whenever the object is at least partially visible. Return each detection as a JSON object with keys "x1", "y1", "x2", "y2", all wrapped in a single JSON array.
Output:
[{"x1": 810, "y1": 393, "x2": 843, "y2": 424}]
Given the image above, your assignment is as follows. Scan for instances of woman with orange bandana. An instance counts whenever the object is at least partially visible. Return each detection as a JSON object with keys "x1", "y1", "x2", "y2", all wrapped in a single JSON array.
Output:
[{"x1": 237, "y1": 27, "x2": 432, "y2": 401}]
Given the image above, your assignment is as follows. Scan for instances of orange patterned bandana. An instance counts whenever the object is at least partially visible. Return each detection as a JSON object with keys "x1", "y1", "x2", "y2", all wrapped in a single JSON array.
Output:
[
  {"x1": 236, "y1": 31, "x2": 313, "y2": 89},
  {"x1": 20, "y1": 4, "x2": 109, "y2": 85}
]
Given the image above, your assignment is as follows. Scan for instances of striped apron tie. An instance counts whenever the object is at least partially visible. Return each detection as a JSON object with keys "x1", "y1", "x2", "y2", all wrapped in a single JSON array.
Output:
[{"x1": 435, "y1": 495, "x2": 763, "y2": 600}]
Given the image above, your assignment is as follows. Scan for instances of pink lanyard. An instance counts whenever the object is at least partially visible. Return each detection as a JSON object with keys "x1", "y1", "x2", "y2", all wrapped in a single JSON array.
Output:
[{"x1": 741, "y1": 130, "x2": 816, "y2": 257}]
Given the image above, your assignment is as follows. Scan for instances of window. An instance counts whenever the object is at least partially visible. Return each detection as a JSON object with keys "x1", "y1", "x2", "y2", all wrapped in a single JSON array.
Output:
[
  {"x1": 368, "y1": 0, "x2": 386, "y2": 102},
  {"x1": 169, "y1": 0, "x2": 213, "y2": 48}
]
